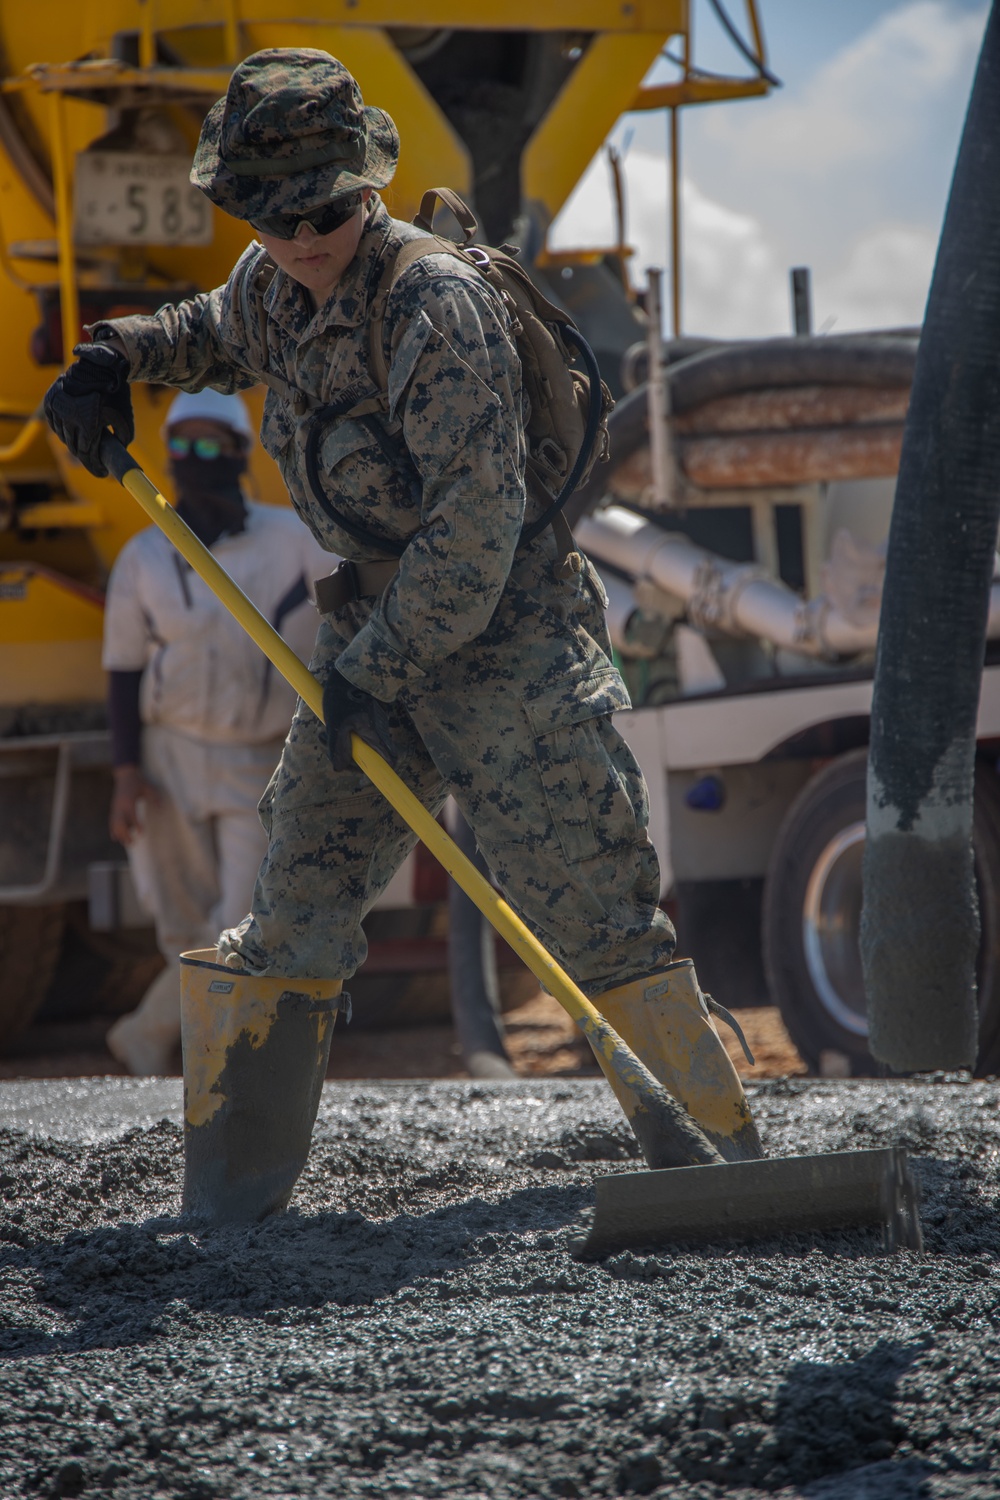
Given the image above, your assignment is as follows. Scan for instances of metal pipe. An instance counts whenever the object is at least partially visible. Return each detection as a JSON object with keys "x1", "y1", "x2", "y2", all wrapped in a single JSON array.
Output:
[
  {"x1": 579, "y1": 504, "x2": 1000, "y2": 662},
  {"x1": 0, "y1": 740, "x2": 72, "y2": 902},
  {"x1": 645, "y1": 268, "x2": 672, "y2": 507},
  {"x1": 791, "y1": 267, "x2": 811, "y2": 336},
  {"x1": 669, "y1": 105, "x2": 682, "y2": 337},
  {"x1": 223, "y1": 0, "x2": 242, "y2": 62},
  {"x1": 0, "y1": 415, "x2": 45, "y2": 463},
  {"x1": 603, "y1": 567, "x2": 645, "y2": 648},
  {"x1": 48, "y1": 91, "x2": 79, "y2": 369},
  {"x1": 745, "y1": 0, "x2": 767, "y2": 65},
  {"x1": 139, "y1": 3, "x2": 157, "y2": 69}
]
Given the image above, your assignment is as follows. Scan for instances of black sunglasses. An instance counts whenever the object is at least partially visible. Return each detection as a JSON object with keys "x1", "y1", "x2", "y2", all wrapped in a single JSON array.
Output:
[{"x1": 249, "y1": 192, "x2": 363, "y2": 242}]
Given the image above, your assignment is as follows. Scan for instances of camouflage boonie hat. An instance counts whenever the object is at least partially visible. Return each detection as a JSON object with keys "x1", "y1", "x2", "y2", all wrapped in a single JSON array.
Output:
[{"x1": 191, "y1": 48, "x2": 398, "y2": 221}]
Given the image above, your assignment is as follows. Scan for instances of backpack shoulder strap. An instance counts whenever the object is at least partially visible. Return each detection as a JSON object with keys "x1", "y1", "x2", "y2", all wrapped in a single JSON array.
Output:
[
  {"x1": 251, "y1": 254, "x2": 279, "y2": 354},
  {"x1": 235, "y1": 246, "x2": 317, "y2": 411},
  {"x1": 236, "y1": 246, "x2": 277, "y2": 356},
  {"x1": 367, "y1": 232, "x2": 467, "y2": 391},
  {"x1": 413, "y1": 188, "x2": 478, "y2": 244}
]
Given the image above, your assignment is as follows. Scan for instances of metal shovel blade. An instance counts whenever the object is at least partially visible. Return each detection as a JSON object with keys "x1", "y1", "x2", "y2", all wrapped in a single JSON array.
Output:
[{"x1": 570, "y1": 1147, "x2": 921, "y2": 1258}]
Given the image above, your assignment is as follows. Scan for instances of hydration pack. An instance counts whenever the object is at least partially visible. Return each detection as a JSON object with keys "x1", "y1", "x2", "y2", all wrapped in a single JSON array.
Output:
[
  {"x1": 242, "y1": 188, "x2": 613, "y2": 557},
  {"x1": 366, "y1": 188, "x2": 613, "y2": 542}
]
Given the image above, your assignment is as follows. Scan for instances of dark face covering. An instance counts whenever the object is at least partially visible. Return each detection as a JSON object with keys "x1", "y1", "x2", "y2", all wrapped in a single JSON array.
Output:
[{"x1": 171, "y1": 453, "x2": 248, "y2": 546}]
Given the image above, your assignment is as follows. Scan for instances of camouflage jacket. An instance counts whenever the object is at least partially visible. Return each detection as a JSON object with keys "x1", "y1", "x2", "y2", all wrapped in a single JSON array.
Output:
[{"x1": 95, "y1": 200, "x2": 622, "y2": 715}]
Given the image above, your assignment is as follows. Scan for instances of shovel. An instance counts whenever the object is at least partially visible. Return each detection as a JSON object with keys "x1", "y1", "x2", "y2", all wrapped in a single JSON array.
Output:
[{"x1": 99, "y1": 434, "x2": 922, "y2": 1253}]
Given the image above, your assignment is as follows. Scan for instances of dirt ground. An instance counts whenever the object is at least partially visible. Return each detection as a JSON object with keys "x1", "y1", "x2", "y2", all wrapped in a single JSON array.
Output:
[
  {"x1": 1, "y1": 1074, "x2": 999, "y2": 1498},
  {"x1": 0, "y1": 991, "x2": 807, "y2": 1083}
]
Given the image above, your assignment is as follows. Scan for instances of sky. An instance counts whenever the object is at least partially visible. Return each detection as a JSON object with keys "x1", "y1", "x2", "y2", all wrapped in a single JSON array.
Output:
[{"x1": 549, "y1": 0, "x2": 989, "y2": 338}]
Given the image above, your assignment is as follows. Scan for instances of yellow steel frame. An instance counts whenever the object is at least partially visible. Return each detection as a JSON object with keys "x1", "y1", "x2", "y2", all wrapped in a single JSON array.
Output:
[
  {"x1": 246, "y1": 24, "x2": 472, "y2": 202},
  {"x1": 47, "y1": 91, "x2": 80, "y2": 368},
  {"x1": 16, "y1": 499, "x2": 105, "y2": 528},
  {"x1": 5, "y1": 43, "x2": 471, "y2": 364},
  {"x1": 0, "y1": 417, "x2": 46, "y2": 464},
  {"x1": 83, "y1": 0, "x2": 689, "y2": 37},
  {"x1": 1, "y1": 0, "x2": 772, "y2": 369},
  {"x1": 522, "y1": 31, "x2": 667, "y2": 232},
  {"x1": 2, "y1": 61, "x2": 232, "y2": 98},
  {"x1": 636, "y1": 75, "x2": 769, "y2": 108}
]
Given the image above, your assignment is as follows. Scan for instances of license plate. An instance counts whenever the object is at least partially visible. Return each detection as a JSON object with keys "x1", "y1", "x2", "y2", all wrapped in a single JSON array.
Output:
[{"x1": 74, "y1": 152, "x2": 213, "y2": 247}]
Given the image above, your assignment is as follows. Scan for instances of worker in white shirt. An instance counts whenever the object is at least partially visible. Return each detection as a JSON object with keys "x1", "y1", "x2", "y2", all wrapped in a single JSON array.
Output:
[{"x1": 102, "y1": 388, "x2": 334, "y2": 1074}]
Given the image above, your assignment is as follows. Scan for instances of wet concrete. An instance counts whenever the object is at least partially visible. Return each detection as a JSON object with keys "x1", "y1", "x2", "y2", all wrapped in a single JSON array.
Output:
[{"x1": 1, "y1": 1075, "x2": 999, "y2": 1498}]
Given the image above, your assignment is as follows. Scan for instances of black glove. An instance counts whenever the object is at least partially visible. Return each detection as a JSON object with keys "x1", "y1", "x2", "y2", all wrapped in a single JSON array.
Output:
[
  {"x1": 43, "y1": 342, "x2": 134, "y2": 478},
  {"x1": 322, "y1": 667, "x2": 398, "y2": 773}
]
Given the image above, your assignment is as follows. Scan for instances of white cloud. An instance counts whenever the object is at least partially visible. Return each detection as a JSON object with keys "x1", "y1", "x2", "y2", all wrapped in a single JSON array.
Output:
[
  {"x1": 548, "y1": 149, "x2": 622, "y2": 255},
  {"x1": 705, "y1": 1, "x2": 986, "y2": 176},
  {"x1": 548, "y1": 1, "x2": 986, "y2": 340},
  {"x1": 815, "y1": 226, "x2": 937, "y2": 334},
  {"x1": 551, "y1": 149, "x2": 787, "y2": 338},
  {"x1": 691, "y1": 0, "x2": 986, "y2": 256},
  {"x1": 679, "y1": 183, "x2": 788, "y2": 338},
  {"x1": 552, "y1": 150, "x2": 938, "y2": 339}
]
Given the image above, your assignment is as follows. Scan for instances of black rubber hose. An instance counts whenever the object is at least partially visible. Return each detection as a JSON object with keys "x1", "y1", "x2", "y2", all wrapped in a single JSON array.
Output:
[
  {"x1": 303, "y1": 324, "x2": 603, "y2": 556},
  {"x1": 706, "y1": 0, "x2": 782, "y2": 87},
  {"x1": 667, "y1": 334, "x2": 918, "y2": 414},
  {"x1": 305, "y1": 403, "x2": 408, "y2": 558},
  {"x1": 447, "y1": 810, "x2": 515, "y2": 1079},
  {"x1": 622, "y1": 330, "x2": 919, "y2": 399},
  {"x1": 861, "y1": 1, "x2": 1000, "y2": 1073}
]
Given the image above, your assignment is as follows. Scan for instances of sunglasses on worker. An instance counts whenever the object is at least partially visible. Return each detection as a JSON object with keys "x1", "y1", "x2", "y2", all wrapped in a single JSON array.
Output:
[
  {"x1": 249, "y1": 192, "x2": 363, "y2": 242},
  {"x1": 167, "y1": 435, "x2": 234, "y2": 460}
]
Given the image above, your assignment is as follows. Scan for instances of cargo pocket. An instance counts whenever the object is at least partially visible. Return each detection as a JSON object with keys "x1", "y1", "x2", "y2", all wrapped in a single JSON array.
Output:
[
  {"x1": 315, "y1": 415, "x2": 381, "y2": 474},
  {"x1": 523, "y1": 669, "x2": 632, "y2": 867}
]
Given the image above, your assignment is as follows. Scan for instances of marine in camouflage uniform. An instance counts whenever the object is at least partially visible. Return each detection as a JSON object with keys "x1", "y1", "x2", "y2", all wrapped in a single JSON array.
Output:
[
  {"x1": 45, "y1": 50, "x2": 763, "y2": 1193},
  {"x1": 86, "y1": 50, "x2": 675, "y2": 995}
]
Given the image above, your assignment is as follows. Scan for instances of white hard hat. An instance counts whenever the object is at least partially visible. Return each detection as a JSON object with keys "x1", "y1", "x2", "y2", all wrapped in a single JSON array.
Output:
[{"x1": 164, "y1": 389, "x2": 254, "y2": 444}]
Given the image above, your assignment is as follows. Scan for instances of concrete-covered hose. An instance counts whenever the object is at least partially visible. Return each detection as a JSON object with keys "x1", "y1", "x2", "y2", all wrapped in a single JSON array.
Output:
[
  {"x1": 564, "y1": 335, "x2": 919, "y2": 525},
  {"x1": 861, "y1": 4, "x2": 1000, "y2": 1075}
]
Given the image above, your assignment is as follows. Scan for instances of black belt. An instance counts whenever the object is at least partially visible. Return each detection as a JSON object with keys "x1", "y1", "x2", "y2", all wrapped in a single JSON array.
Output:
[{"x1": 314, "y1": 558, "x2": 400, "y2": 614}]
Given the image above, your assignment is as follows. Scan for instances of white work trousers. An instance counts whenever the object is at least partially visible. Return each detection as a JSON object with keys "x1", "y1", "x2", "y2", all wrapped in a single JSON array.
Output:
[{"x1": 126, "y1": 724, "x2": 282, "y2": 959}]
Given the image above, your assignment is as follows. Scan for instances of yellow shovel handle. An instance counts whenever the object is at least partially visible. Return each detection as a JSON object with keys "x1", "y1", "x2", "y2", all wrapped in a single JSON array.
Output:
[
  {"x1": 115, "y1": 456, "x2": 587, "y2": 1010},
  {"x1": 100, "y1": 436, "x2": 719, "y2": 1164}
]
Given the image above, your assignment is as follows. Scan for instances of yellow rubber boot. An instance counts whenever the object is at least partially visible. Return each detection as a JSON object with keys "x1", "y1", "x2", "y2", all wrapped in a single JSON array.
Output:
[
  {"x1": 179, "y1": 948, "x2": 342, "y2": 1225},
  {"x1": 592, "y1": 957, "x2": 764, "y2": 1164}
]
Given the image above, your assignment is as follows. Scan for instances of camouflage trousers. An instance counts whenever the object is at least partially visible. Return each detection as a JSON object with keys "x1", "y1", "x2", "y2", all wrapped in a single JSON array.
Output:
[{"x1": 218, "y1": 575, "x2": 676, "y2": 997}]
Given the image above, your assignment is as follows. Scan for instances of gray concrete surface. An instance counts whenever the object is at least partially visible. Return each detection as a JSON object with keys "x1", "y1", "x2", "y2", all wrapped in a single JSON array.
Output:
[
  {"x1": 1, "y1": 1076, "x2": 999, "y2": 1498},
  {"x1": 0, "y1": 1077, "x2": 183, "y2": 1141}
]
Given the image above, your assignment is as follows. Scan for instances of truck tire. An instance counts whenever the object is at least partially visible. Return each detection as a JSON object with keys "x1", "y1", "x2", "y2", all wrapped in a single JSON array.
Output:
[
  {"x1": 38, "y1": 902, "x2": 163, "y2": 1023},
  {"x1": 0, "y1": 902, "x2": 66, "y2": 1051},
  {"x1": 762, "y1": 749, "x2": 1000, "y2": 1075}
]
